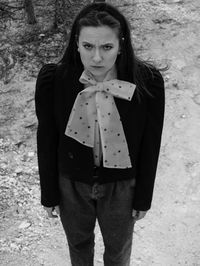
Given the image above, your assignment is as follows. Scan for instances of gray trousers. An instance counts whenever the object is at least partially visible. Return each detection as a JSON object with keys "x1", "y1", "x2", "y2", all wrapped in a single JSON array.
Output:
[{"x1": 59, "y1": 175, "x2": 136, "y2": 266}]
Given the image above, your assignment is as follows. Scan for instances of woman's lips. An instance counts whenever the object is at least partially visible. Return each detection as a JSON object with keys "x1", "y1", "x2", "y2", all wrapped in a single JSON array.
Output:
[{"x1": 91, "y1": 66, "x2": 104, "y2": 68}]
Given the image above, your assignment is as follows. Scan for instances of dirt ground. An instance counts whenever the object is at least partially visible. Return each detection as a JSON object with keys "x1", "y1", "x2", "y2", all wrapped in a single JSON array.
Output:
[{"x1": 1, "y1": 0, "x2": 200, "y2": 265}]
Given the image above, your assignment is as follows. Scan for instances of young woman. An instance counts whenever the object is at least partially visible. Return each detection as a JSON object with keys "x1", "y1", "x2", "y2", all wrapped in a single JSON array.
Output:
[{"x1": 35, "y1": 2, "x2": 165, "y2": 265}]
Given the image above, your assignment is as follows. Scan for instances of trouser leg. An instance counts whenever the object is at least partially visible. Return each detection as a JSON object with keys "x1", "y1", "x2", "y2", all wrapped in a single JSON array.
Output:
[
  {"x1": 59, "y1": 176, "x2": 96, "y2": 266},
  {"x1": 97, "y1": 179, "x2": 135, "y2": 266}
]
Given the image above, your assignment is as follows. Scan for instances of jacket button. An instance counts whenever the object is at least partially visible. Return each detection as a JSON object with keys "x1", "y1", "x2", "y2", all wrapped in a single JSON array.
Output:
[{"x1": 68, "y1": 152, "x2": 74, "y2": 159}]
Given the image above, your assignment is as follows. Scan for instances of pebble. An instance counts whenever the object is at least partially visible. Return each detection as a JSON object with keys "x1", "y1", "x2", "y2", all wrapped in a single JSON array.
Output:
[
  {"x1": 180, "y1": 114, "x2": 186, "y2": 118},
  {"x1": 18, "y1": 221, "x2": 32, "y2": 229},
  {"x1": 28, "y1": 151, "x2": 34, "y2": 158},
  {"x1": 15, "y1": 167, "x2": 23, "y2": 174},
  {"x1": 39, "y1": 34, "x2": 45, "y2": 38},
  {"x1": 165, "y1": 75, "x2": 170, "y2": 82},
  {"x1": 10, "y1": 243, "x2": 19, "y2": 250}
]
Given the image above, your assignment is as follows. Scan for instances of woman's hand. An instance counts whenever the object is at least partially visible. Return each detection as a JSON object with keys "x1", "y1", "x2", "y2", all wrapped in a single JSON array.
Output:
[
  {"x1": 44, "y1": 205, "x2": 60, "y2": 218},
  {"x1": 132, "y1": 209, "x2": 147, "y2": 222}
]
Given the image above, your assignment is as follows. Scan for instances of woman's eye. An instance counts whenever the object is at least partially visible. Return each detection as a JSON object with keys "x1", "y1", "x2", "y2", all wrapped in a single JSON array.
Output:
[
  {"x1": 83, "y1": 44, "x2": 93, "y2": 50},
  {"x1": 103, "y1": 45, "x2": 113, "y2": 51},
  {"x1": 82, "y1": 44, "x2": 113, "y2": 51}
]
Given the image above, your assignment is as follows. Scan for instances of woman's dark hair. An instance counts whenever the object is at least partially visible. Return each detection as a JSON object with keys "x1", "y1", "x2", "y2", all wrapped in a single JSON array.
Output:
[{"x1": 59, "y1": 2, "x2": 160, "y2": 96}]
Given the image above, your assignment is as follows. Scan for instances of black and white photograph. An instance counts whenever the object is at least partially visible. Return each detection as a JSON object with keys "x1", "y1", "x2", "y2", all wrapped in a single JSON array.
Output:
[{"x1": 0, "y1": 0, "x2": 200, "y2": 265}]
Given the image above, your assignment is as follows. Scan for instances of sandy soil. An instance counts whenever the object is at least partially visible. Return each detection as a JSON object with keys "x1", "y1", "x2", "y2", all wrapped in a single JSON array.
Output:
[{"x1": 1, "y1": 0, "x2": 200, "y2": 265}]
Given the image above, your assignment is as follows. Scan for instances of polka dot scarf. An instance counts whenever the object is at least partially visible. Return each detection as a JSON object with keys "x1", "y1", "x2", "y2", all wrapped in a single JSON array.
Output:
[{"x1": 65, "y1": 69, "x2": 136, "y2": 169}]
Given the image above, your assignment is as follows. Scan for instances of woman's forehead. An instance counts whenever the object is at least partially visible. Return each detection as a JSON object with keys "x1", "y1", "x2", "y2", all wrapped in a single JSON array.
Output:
[{"x1": 79, "y1": 26, "x2": 119, "y2": 43}]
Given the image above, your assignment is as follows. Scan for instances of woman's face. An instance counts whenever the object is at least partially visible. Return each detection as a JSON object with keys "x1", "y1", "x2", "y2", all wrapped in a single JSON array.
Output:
[{"x1": 77, "y1": 26, "x2": 120, "y2": 82}]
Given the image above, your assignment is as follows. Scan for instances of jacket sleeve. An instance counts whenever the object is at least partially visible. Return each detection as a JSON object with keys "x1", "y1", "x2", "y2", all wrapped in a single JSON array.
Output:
[
  {"x1": 133, "y1": 69, "x2": 165, "y2": 211},
  {"x1": 35, "y1": 64, "x2": 60, "y2": 207}
]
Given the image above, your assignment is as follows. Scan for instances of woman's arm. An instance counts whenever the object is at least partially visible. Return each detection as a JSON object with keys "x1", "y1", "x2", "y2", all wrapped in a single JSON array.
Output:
[
  {"x1": 35, "y1": 64, "x2": 60, "y2": 207},
  {"x1": 133, "y1": 68, "x2": 165, "y2": 211}
]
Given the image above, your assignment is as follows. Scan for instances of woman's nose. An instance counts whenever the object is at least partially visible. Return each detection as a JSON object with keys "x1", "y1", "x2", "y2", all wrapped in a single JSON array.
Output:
[{"x1": 92, "y1": 49, "x2": 102, "y2": 63}]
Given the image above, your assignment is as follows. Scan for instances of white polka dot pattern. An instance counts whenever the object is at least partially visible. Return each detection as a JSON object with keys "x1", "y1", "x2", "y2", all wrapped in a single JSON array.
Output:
[{"x1": 65, "y1": 70, "x2": 136, "y2": 169}]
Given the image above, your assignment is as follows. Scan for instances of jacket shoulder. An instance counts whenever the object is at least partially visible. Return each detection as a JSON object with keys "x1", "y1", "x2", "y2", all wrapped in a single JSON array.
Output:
[
  {"x1": 35, "y1": 64, "x2": 58, "y2": 112},
  {"x1": 36, "y1": 63, "x2": 57, "y2": 88},
  {"x1": 138, "y1": 64, "x2": 165, "y2": 100}
]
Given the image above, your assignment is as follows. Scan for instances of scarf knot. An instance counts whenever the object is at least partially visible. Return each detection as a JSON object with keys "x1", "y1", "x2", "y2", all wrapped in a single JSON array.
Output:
[{"x1": 65, "y1": 70, "x2": 136, "y2": 169}]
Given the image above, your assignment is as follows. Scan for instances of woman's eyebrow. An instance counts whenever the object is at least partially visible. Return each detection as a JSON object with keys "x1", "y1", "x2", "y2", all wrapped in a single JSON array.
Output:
[
  {"x1": 82, "y1": 41, "x2": 114, "y2": 46},
  {"x1": 82, "y1": 41, "x2": 93, "y2": 44}
]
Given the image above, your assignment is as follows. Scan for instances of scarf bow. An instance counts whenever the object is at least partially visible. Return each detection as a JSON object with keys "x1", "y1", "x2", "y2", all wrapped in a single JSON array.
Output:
[{"x1": 65, "y1": 71, "x2": 136, "y2": 168}]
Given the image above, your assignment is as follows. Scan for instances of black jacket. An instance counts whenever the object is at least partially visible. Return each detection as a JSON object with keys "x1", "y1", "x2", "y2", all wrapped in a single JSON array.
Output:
[{"x1": 35, "y1": 63, "x2": 165, "y2": 211}]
